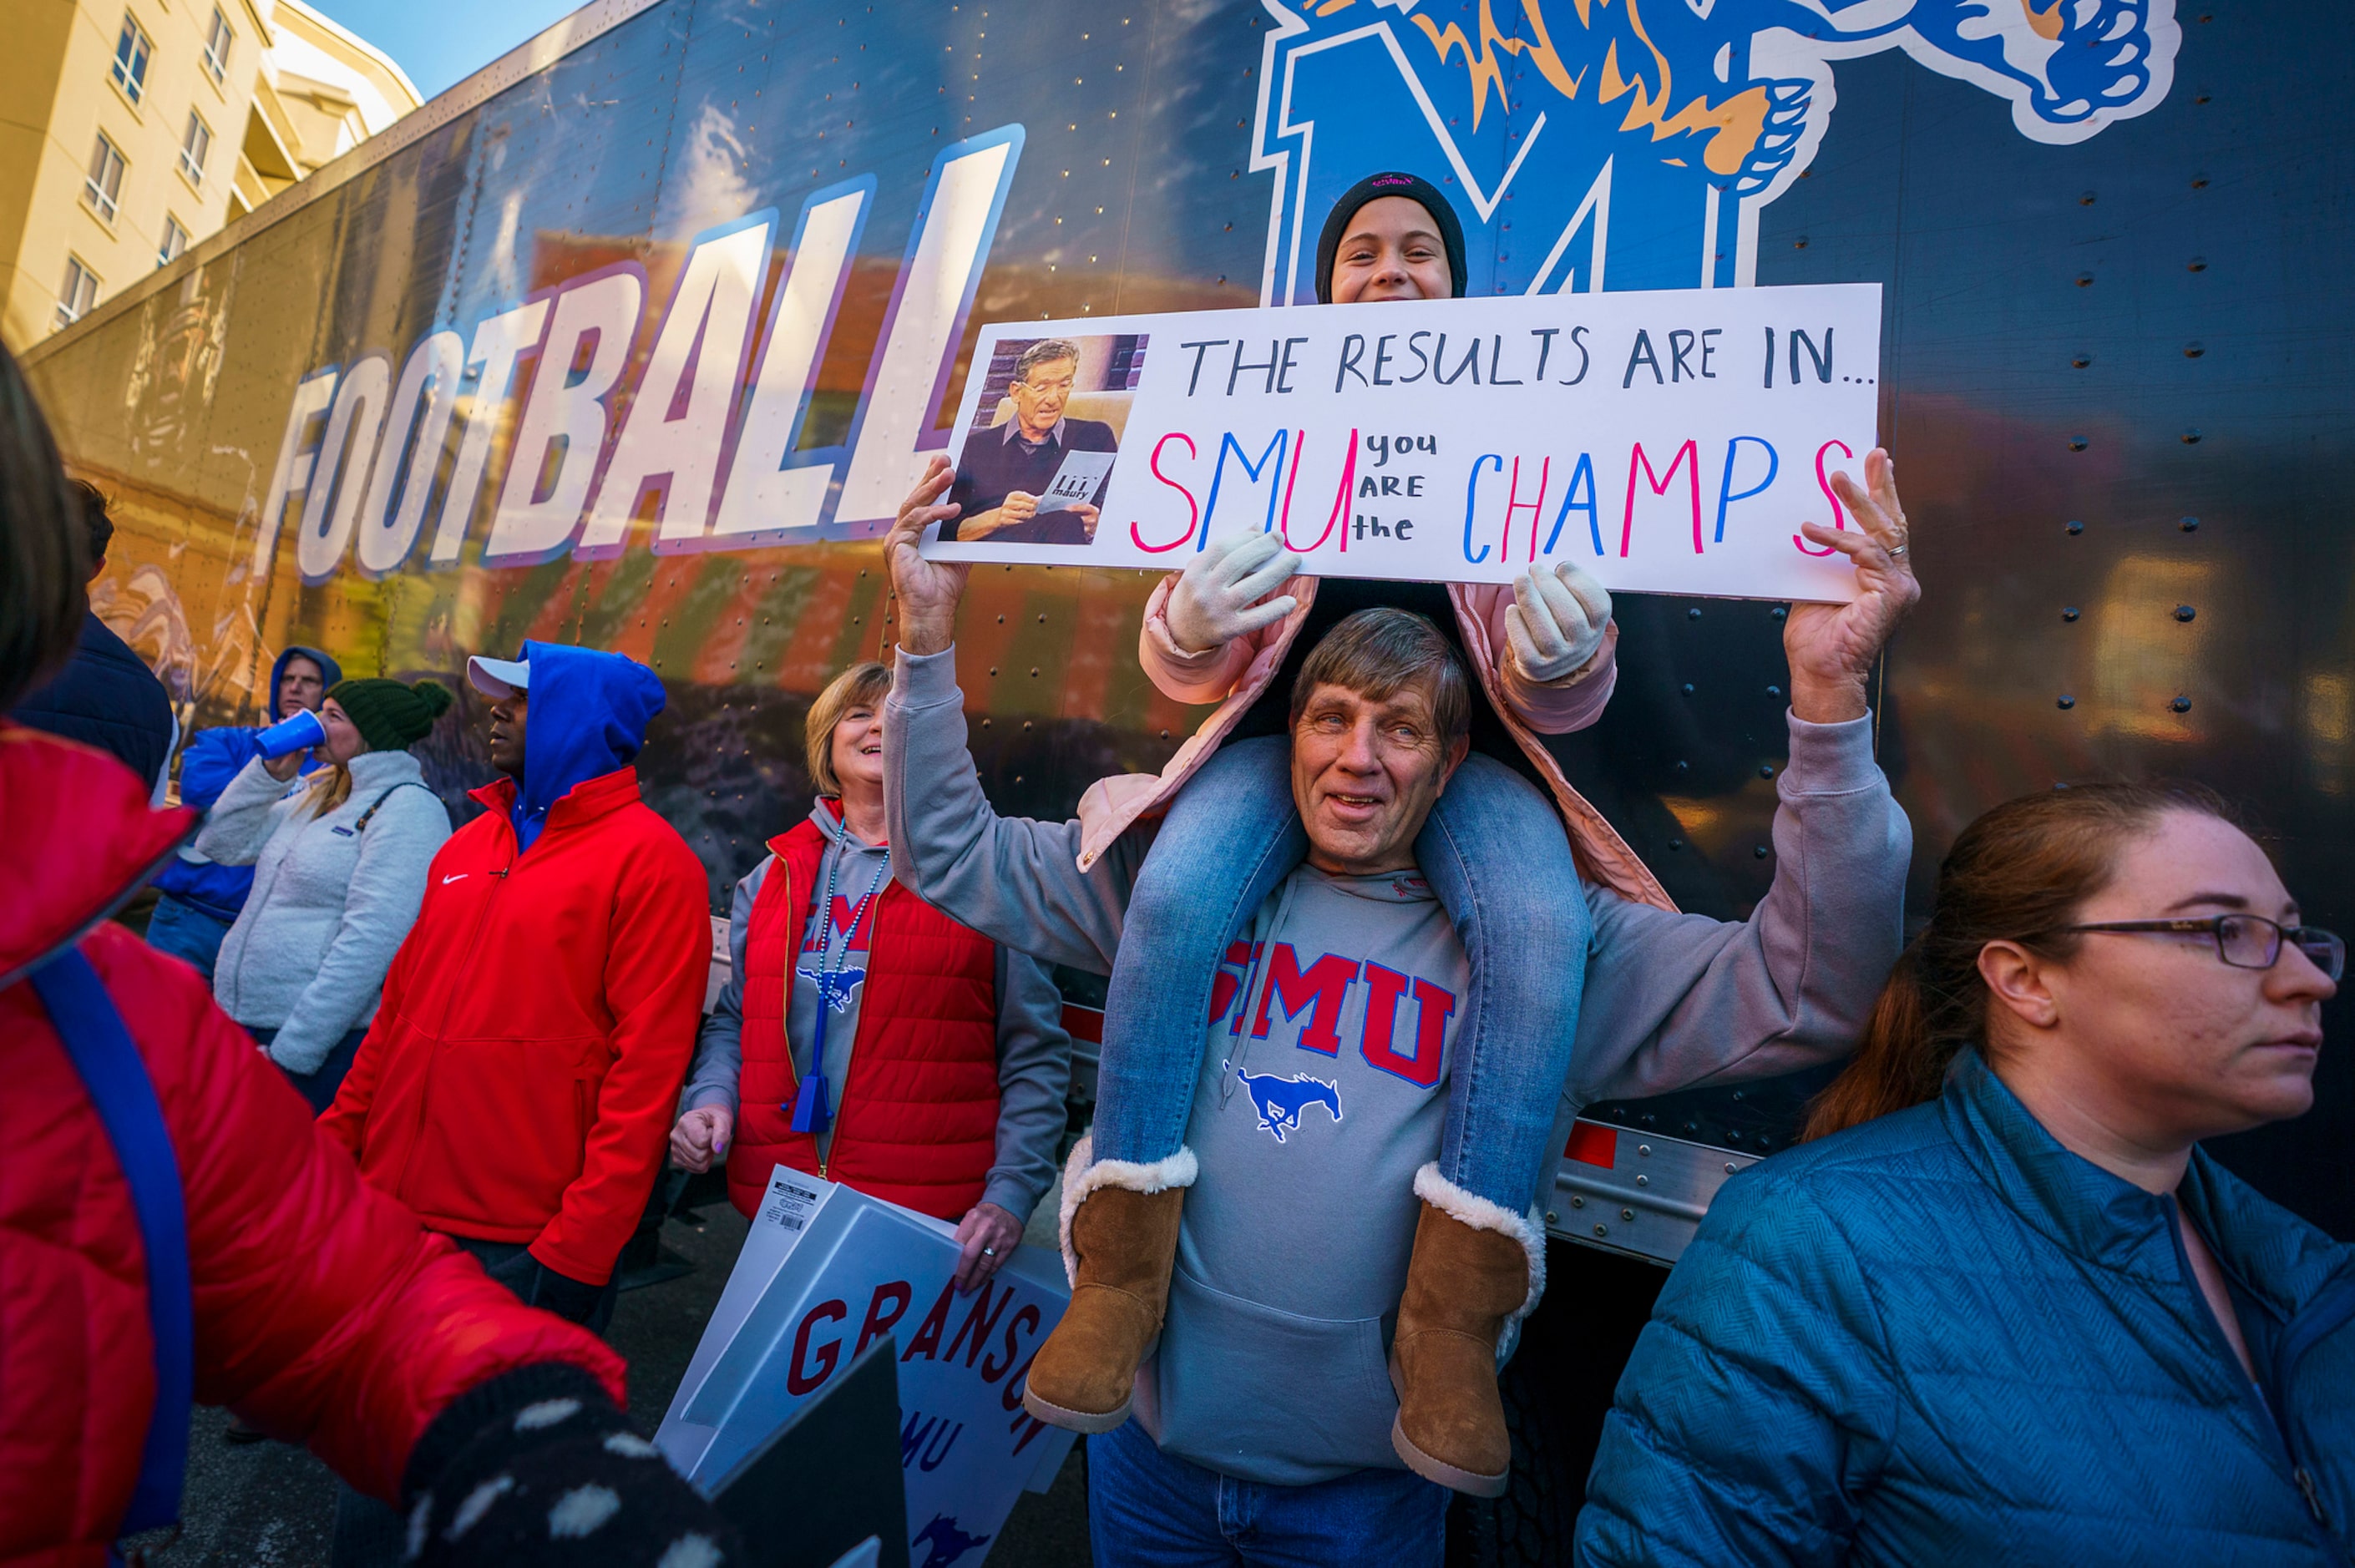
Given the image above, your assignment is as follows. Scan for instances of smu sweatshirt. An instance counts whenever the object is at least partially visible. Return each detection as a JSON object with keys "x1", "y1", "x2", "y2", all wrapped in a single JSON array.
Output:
[
  {"x1": 1157, "y1": 864, "x2": 1468, "y2": 1480},
  {"x1": 883, "y1": 645, "x2": 1911, "y2": 1485}
]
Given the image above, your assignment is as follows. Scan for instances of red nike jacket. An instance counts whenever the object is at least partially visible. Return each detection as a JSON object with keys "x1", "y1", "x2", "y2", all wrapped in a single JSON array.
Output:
[
  {"x1": 321, "y1": 766, "x2": 710, "y2": 1287},
  {"x1": 0, "y1": 725, "x2": 622, "y2": 1564}
]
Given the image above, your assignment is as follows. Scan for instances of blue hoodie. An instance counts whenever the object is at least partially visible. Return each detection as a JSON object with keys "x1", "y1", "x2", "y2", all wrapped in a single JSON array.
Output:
[
  {"x1": 154, "y1": 645, "x2": 343, "y2": 917},
  {"x1": 509, "y1": 640, "x2": 666, "y2": 853}
]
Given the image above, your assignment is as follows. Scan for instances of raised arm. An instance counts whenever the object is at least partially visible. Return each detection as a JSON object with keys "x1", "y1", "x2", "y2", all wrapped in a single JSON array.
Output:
[
  {"x1": 175, "y1": 726, "x2": 264, "y2": 812},
  {"x1": 1569, "y1": 710, "x2": 1910, "y2": 1102},
  {"x1": 191, "y1": 755, "x2": 298, "y2": 866},
  {"x1": 1568, "y1": 448, "x2": 1921, "y2": 1103},
  {"x1": 882, "y1": 458, "x2": 1147, "y2": 974}
]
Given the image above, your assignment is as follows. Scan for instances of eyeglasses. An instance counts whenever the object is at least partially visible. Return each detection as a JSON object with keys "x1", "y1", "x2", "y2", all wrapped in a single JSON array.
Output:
[{"x1": 2028, "y1": 914, "x2": 2345, "y2": 982}]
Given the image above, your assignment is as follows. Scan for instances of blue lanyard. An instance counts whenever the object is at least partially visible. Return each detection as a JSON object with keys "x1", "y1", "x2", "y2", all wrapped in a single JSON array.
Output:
[
  {"x1": 789, "y1": 842, "x2": 889, "y2": 1136},
  {"x1": 28, "y1": 948, "x2": 191, "y2": 1555}
]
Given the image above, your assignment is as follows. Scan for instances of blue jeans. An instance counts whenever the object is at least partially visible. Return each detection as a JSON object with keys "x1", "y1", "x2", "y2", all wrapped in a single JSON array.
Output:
[
  {"x1": 1089, "y1": 1417, "x2": 1446, "y2": 1567},
  {"x1": 246, "y1": 1024, "x2": 367, "y2": 1115},
  {"x1": 1096, "y1": 736, "x2": 1592, "y2": 1211},
  {"x1": 145, "y1": 892, "x2": 235, "y2": 984}
]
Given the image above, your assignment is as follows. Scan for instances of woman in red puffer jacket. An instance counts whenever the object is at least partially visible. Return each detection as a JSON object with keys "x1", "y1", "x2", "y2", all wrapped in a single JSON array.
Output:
[{"x1": 0, "y1": 342, "x2": 734, "y2": 1567}]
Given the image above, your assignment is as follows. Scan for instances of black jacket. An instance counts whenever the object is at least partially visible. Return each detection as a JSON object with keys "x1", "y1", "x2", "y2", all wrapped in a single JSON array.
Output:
[{"x1": 12, "y1": 610, "x2": 174, "y2": 790}]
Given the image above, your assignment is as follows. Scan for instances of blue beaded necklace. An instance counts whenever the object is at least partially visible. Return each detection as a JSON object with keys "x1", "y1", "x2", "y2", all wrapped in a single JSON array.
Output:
[{"x1": 788, "y1": 837, "x2": 890, "y2": 1137}]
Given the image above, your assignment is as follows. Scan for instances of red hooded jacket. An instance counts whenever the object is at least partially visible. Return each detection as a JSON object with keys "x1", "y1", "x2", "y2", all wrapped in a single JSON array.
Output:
[
  {"x1": 0, "y1": 724, "x2": 623, "y2": 1565},
  {"x1": 321, "y1": 766, "x2": 709, "y2": 1286}
]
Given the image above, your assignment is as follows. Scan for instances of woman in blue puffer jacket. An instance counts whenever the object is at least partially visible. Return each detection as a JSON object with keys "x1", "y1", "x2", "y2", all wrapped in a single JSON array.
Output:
[{"x1": 1578, "y1": 781, "x2": 2354, "y2": 1567}]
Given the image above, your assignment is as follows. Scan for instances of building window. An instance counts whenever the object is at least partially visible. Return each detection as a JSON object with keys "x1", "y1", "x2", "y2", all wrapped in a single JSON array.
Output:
[
  {"x1": 159, "y1": 214, "x2": 189, "y2": 267},
  {"x1": 202, "y1": 7, "x2": 234, "y2": 83},
  {"x1": 85, "y1": 133, "x2": 127, "y2": 223},
  {"x1": 180, "y1": 112, "x2": 211, "y2": 187},
  {"x1": 112, "y1": 13, "x2": 153, "y2": 105},
  {"x1": 57, "y1": 256, "x2": 100, "y2": 331}
]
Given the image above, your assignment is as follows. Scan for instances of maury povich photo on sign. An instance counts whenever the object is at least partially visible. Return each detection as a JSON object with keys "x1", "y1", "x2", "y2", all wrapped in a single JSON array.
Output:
[
  {"x1": 924, "y1": 283, "x2": 1880, "y2": 602},
  {"x1": 941, "y1": 333, "x2": 1145, "y2": 547}
]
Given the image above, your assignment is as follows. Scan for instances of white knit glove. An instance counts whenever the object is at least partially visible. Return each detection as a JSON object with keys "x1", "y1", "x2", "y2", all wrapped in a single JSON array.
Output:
[
  {"x1": 1506, "y1": 562, "x2": 1612, "y2": 683},
  {"x1": 1166, "y1": 531, "x2": 1299, "y2": 654}
]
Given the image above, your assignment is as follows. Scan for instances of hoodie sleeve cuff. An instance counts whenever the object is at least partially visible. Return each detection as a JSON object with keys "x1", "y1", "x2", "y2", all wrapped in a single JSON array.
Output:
[
  {"x1": 892, "y1": 645, "x2": 965, "y2": 709},
  {"x1": 982, "y1": 1175, "x2": 1042, "y2": 1223},
  {"x1": 1781, "y1": 710, "x2": 1882, "y2": 797}
]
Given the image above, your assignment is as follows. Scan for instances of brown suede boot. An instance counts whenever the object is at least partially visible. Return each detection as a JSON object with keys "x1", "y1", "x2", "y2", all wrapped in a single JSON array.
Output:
[
  {"x1": 1388, "y1": 1176, "x2": 1541, "y2": 1497},
  {"x1": 1023, "y1": 1143, "x2": 1193, "y2": 1432}
]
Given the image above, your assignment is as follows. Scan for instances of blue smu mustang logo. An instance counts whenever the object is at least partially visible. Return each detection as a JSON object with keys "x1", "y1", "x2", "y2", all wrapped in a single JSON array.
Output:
[
  {"x1": 1227, "y1": 1060, "x2": 1345, "y2": 1143},
  {"x1": 1250, "y1": 0, "x2": 2179, "y2": 300},
  {"x1": 798, "y1": 964, "x2": 868, "y2": 1013},
  {"x1": 912, "y1": 1514, "x2": 990, "y2": 1568}
]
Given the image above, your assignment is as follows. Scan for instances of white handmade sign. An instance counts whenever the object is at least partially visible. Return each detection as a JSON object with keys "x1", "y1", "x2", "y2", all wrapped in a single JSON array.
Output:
[
  {"x1": 922, "y1": 284, "x2": 1882, "y2": 601},
  {"x1": 657, "y1": 1170, "x2": 1075, "y2": 1566}
]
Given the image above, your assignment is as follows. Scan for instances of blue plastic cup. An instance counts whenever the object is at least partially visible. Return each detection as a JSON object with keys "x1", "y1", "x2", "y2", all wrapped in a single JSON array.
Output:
[{"x1": 255, "y1": 708, "x2": 327, "y2": 760}]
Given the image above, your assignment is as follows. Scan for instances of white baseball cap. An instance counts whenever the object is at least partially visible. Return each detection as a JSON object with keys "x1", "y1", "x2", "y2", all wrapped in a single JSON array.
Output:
[{"x1": 467, "y1": 655, "x2": 530, "y2": 699}]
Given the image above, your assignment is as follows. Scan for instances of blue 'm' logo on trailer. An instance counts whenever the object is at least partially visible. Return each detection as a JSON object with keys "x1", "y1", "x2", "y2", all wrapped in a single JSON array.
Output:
[{"x1": 1249, "y1": 0, "x2": 2180, "y2": 299}]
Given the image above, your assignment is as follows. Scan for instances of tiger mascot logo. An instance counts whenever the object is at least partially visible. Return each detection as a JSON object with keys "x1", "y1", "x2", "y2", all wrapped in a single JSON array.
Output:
[{"x1": 1249, "y1": 0, "x2": 2179, "y2": 299}]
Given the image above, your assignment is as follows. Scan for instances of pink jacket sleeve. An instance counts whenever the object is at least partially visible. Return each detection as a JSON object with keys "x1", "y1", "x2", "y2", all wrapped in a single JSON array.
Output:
[
  {"x1": 1461, "y1": 582, "x2": 1620, "y2": 736},
  {"x1": 1137, "y1": 571, "x2": 1265, "y2": 704}
]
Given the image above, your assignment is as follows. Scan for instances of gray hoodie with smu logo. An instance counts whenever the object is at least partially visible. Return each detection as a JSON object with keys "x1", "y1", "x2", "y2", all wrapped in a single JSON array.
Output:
[
  {"x1": 883, "y1": 646, "x2": 1910, "y2": 1486},
  {"x1": 1162, "y1": 863, "x2": 1471, "y2": 1481}
]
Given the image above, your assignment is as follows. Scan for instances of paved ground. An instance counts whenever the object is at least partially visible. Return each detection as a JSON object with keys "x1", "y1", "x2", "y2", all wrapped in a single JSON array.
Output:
[{"x1": 137, "y1": 1201, "x2": 1092, "y2": 1566}]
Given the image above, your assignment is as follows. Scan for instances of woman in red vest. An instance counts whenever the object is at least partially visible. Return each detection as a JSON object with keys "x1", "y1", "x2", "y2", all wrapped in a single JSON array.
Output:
[{"x1": 671, "y1": 661, "x2": 1071, "y2": 1289}]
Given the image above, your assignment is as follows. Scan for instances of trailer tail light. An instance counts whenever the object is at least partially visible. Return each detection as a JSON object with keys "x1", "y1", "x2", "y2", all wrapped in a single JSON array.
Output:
[
  {"x1": 1564, "y1": 1120, "x2": 1618, "y2": 1167},
  {"x1": 1552, "y1": 1124, "x2": 1759, "y2": 1267}
]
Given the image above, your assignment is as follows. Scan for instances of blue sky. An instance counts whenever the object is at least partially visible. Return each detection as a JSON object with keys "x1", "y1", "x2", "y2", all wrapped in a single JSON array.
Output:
[{"x1": 306, "y1": 0, "x2": 590, "y2": 101}]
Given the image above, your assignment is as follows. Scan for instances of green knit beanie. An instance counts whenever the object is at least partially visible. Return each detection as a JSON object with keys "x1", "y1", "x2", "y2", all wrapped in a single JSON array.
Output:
[{"x1": 327, "y1": 678, "x2": 453, "y2": 751}]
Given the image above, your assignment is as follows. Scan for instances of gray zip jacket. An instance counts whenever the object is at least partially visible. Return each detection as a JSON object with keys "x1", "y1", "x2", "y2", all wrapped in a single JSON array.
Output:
[
  {"x1": 197, "y1": 751, "x2": 452, "y2": 1073},
  {"x1": 884, "y1": 645, "x2": 1911, "y2": 1477},
  {"x1": 681, "y1": 801, "x2": 1073, "y2": 1222}
]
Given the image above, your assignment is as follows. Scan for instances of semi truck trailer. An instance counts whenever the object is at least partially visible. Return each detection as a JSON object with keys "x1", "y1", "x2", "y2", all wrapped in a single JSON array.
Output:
[{"x1": 22, "y1": 0, "x2": 2349, "y2": 1555}]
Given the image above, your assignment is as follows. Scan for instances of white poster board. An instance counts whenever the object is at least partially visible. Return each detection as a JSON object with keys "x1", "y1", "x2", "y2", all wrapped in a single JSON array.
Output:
[
  {"x1": 921, "y1": 284, "x2": 1881, "y2": 601},
  {"x1": 658, "y1": 1170, "x2": 1076, "y2": 1565}
]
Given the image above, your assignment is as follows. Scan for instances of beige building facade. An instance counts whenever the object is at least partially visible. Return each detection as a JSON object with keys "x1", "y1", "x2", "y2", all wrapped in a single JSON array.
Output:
[{"x1": 0, "y1": 0, "x2": 419, "y2": 351}]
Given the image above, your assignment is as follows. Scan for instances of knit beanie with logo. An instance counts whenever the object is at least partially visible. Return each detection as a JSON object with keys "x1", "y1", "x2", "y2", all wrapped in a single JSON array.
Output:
[
  {"x1": 1313, "y1": 170, "x2": 1469, "y2": 303},
  {"x1": 327, "y1": 677, "x2": 453, "y2": 752}
]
